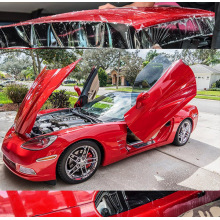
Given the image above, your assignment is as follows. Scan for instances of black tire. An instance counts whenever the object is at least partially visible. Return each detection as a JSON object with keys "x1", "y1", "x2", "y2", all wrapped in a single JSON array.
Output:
[
  {"x1": 57, "y1": 140, "x2": 101, "y2": 184},
  {"x1": 173, "y1": 119, "x2": 192, "y2": 146}
]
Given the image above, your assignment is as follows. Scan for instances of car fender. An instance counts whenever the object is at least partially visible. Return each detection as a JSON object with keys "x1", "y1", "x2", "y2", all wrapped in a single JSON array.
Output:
[{"x1": 48, "y1": 121, "x2": 128, "y2": 169}]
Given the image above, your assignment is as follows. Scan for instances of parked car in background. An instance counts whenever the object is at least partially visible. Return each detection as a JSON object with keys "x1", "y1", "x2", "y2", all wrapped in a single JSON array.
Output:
[
  {"x1": 1, "y1": 55, "x2": 198, "y2": 184},
  {"x1": 0, "y1": 7, "x2": 215, "y2": 49},
  {"x1": 0, "y1": 191, "x2": 219, "y2": 217},
  {"x1": 63, "y1": 79, "x2": 77, "y2": 84}
]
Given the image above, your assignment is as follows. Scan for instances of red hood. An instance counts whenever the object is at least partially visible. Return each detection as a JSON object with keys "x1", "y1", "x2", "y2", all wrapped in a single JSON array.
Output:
[
  {"x1": 0, "y1": 7, "x2": 214, "y2": 30},
  {"x1": 14, "y1": 59, "x2": 81, "y2": 136}
]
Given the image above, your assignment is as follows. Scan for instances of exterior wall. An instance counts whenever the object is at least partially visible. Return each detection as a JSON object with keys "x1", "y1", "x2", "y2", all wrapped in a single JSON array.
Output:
[
  {"x1": 121, "y1": 76, "x2": 125, "y2": 86},
  {"x1": 195, "y1": 73, "x2": 211, "y2": 90},
  {"x1": 111, "y1": 70, "x2": 127, "y2": 86},
  {"x1": 192, "y1": 64, "x2": 220, "y2": 90},
  {"x1": 112, "y1": 74, "x2": 116, "y2": 85},
  {"x1": 111, "y1": 70, "x2": 117, "y2": 85}
]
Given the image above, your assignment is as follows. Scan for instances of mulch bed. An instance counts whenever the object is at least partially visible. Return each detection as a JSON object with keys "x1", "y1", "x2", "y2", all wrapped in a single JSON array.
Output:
[{"x1": 0, "y1": 103, "x2": 19, "y2": 112}]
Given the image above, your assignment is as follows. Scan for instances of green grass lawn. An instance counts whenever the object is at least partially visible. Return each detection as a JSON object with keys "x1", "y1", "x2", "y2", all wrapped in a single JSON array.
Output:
[
  {"x1": 105, "y1": 87, "x2": 133, "y2": 92},
  {"x1": 105, "y1": 87, "x2": 149, "y2": 93},
  {"x1": 0, "y1": 92, "x2": 12, "y2": 104},
  {"x1": 196, "y1": 90, "x2": 220, "y2": 101},
  {"x1": 64, "y1": 91, "x2": 78, "y2": 96},
  {"x1": 69, "y1": 96, "x2": 78, "y2": 107},
  {"x1": 62, "y1": 83, "x2": 76, "y2": 87},
  {"x1": 106, "y1": 88, "x2": 220, "y2": 101},
  {"x1": 195, "y1": 95, "x2": 220, "y2": 101},
  {"x1": 197, "y1": 91, "x2": 220, "y2": 96},
  {"x1": 62, "y1": 84, "x2": 83, "y2": 87}
]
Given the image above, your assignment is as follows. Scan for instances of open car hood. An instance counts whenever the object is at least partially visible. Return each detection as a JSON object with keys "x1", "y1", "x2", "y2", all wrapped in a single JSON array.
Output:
[{"x1": 14, "y1": 59, "x2": 81, "y2": 136}]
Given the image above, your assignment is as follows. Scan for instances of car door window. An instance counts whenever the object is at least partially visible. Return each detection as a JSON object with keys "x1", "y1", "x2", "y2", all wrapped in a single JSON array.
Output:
[{"x1": 133, "y1": 55, "x2": 172, "y2": 92}]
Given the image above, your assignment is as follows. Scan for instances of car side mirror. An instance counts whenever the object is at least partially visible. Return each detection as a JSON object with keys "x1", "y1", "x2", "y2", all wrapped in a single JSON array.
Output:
[
  {"x1": 74, "y1": 85, "x2": 81, "y2": 96},
  {"x1": 136, "y1": 92, "x2": 150, "y2": 109}
]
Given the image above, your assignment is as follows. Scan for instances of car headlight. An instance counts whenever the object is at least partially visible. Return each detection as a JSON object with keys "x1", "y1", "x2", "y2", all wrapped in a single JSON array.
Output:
[{"x1": 21, "y1": 135, "x2": 57, "y2": 151}]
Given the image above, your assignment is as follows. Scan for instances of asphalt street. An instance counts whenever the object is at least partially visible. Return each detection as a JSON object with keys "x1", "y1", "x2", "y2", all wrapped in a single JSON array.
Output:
[{"x1": 0, "y1": 97, "x2": 219, "y2": 190}]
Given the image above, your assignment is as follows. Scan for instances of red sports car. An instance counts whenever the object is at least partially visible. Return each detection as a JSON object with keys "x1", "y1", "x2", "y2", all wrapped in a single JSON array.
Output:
[
  {"x1": 0, "y1": 7, "x2": 215, "y2": 49},
  {"x1": 1, "y1": 55, "x2": 198, "y2": 184},
  {"x1": 0, "y1": 191, "x2": 219, "y2": 217}
]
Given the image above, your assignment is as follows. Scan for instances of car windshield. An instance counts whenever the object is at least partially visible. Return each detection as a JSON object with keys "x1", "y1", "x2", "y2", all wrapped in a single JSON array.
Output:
[
  {"x1": 80, "y1": 56, "x2": 172, "y2": 122},
  {"x1": 133, "y1": 55, "x2": 172, "y2": 92},
  {"x1": 80, "y1": 92, "x2": 139, "y2": 122}
]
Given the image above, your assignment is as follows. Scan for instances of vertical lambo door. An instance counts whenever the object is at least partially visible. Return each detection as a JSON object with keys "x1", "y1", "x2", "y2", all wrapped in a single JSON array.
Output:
[{"x1": 124, "y1": 55, "x2": 197, "y2": 143}]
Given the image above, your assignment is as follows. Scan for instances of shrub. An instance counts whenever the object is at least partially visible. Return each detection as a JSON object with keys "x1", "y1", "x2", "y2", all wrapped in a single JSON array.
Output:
[
  {"x1": 216, "y1": 79, "x2": 220, "y2": 88},
  {"x1": 209, "y1": 88, "x2": 220, "y2": 91},
  {"x1": 0, "y1": 72, "x2": 5, "y2": 79},
  {"x1": 211, "y1": 80, "x2": 220, "y2": 89},
  {"x1": 41, "y1": 100, "x2": 53, "y2": 110},
  {"x1": 4, "y1": 84, "x2": 28, "y2": 104},
  {"x1": 211, "y1": 82, "x2": 216, "y2": 88},
  {"x1": 98, "y1": 67, "x2": 107, "y2": 87},
  {"x1": 107, "y1": 75, "x2": 112, "y2": 84},
  {"x1": 48, "y1": 90, "x2": 70, "y2": 108}
]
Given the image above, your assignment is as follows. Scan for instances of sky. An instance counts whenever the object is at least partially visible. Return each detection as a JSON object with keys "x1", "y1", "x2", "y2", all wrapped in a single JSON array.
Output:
[{"x1": 136, "y1": 49, "x2": 182, "y2": 59}]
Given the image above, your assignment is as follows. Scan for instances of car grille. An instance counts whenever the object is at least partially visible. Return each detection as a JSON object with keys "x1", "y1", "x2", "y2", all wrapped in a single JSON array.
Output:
[{"x1": 3, "y1": 155, "x2": 16, "y2": 170}]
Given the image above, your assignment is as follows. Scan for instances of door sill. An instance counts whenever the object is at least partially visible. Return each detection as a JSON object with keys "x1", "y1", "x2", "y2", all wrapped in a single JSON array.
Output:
[{"x1": 127, "y1": 140, "x2": 155, "y2": 149}]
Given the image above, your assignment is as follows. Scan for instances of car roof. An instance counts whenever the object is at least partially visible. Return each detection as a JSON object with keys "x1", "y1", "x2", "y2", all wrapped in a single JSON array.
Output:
[{"x1": 0, "y1": 7, "x2": 214, "y2": 30}]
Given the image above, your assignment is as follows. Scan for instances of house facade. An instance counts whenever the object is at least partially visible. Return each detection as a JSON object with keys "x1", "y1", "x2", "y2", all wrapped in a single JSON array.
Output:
[
  {"x1": 106, "y1": 68, "x2": 129, "y2": 86},
  {"x1": 190, "y1": 64, "x2": 220, "y2": 90}
]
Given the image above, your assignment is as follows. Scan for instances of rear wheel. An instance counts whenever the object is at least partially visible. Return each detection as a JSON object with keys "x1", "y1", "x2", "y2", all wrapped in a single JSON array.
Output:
[
  {"x1": 173, "y1": 119, "x2": 192, "y2": 146},
  {"x1": 57, "y1": 140, "x2": 101, "y2": 184}
]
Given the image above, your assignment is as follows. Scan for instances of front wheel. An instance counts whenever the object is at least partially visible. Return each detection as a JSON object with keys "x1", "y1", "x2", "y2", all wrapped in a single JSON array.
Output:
[
  {"x1": 173, "y1": 119, "x2": 192, "y2": 146},
  {"x1": 57, "y1": 140, "x2": 101, "y2": 184}
]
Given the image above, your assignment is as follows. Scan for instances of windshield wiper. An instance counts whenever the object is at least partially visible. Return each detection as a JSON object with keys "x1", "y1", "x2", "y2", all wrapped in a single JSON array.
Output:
[{"x1": 72, "y1": 108, "x2": 102, "y2": 123}]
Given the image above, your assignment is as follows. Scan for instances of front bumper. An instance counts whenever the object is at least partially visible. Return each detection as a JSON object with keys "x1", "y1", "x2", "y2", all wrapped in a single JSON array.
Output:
[{"x1": 1, "y1": 129, "x2": 58, "y2": 182}]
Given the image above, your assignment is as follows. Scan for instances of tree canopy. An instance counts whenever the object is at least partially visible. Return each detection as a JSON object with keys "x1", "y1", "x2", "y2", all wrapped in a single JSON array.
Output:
[{"x1": 0, "y1": 49, "x2": 219, "y2": 86}]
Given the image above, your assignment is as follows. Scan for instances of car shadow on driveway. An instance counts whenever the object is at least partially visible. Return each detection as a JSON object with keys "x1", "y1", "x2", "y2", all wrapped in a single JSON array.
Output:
[{"x1": 0, "y1": 138, "x2": 220, "y2": 190}]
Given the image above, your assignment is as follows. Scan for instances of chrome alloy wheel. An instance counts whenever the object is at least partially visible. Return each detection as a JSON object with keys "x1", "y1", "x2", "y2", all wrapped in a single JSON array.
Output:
[
  {"x1": 178, "y1": 120, "x2": 192, "y2": 144},
  {"x1": 65, "y1": 145, "x2": 98, "y2": 180}
]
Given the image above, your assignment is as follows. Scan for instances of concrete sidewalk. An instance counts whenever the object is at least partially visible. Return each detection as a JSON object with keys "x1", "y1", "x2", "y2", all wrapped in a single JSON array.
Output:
[{"x1": 0, "y1": 99, "x2": 219, "y2": 190}]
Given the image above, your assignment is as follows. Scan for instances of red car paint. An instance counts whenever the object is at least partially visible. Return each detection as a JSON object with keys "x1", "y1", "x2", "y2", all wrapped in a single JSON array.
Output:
[
  {"x1": 0, "y1": 191, "x2": 219, "y2": 217},
  {"x1": 0, "y1": 7, "x2": 214, "y2": 30},
  {"x1": 15, "y1": 59, "x2": 81, "y2": 136},
  {"x1": 1, "y1": 59, "x2": 198, "y2": 183},
  {"x1": 125, "y1": 60, "x2": 196, "y2": 142}
]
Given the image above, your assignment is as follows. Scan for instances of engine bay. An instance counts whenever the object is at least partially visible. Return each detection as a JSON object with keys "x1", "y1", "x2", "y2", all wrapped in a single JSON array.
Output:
[{"x1": 31, "y1": 109, "x2": 92, "y2": 137}]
